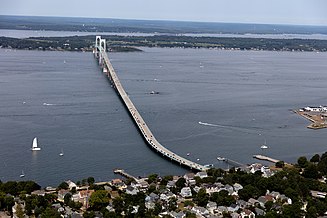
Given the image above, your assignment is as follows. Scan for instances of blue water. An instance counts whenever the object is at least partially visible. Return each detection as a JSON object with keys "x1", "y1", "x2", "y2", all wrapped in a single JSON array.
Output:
[{"x1": 1, "y1": 47, "x2": 327, "y2": 186}]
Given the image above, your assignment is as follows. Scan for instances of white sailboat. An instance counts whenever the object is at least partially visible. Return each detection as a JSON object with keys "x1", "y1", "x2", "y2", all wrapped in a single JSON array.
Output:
[
  {"x1": 260, "y1": 139, "x2": 269, "y2": 149},
  {"x1": 20, "y1": 170, "x2": 25, "y2": 178},
  {"x1": 31, "y1": 137, "x2": 41, "y2": 151},
  {"x1": 59, "y1": 148, "x2": 64, "y2": 156}
]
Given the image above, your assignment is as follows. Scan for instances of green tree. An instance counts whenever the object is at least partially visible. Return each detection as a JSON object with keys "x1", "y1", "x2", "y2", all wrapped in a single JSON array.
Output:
[
  {"x1": 310, "y1": 154, "x2": 320, "y2": 163},
  {"x1": 89, "y1": 190, "x2": 110, "y2": 210},
  {"x1": 303, "y1": 163, "x2": 320, "y2": 179},
  {"x1": 297, "y1": 156, "x2": 308, "y2": 168},
  {"x1": 40, "y1": 207, "x2": 61, "y2": 218},
  {"x1": 15, "y1": 203, "x2": 25, "y2": 218},
  {"x1": 83, "y1": 211, "x2": 96, "y2": 218},
  {"x1": 168, "y1": 197, "x2": 177, "y2": 211},
  {"x1": 87, "y1": 177, "x2": 95, "y2": 185},
  {"x1": 147, "y1": 174, "x2": 158, "y2": 184},
  {"x1": 275, "y1": 161, "x2": 285, "y2": 168},
  {"x1": 175, "y1": 178, "x2": 186, "y2": 189},
  {"x1": 57, "y1": 182, "x2": 69, "y2": 190},
  {"x1": 194, "y1": 188, "x2": 209, "y2": 207},
  {"x1": 306, "y1": 206, "x2": 318, "y2": 218},
  {"x1": 112, "y1": 197, "x2": 124, "y2": 215}
]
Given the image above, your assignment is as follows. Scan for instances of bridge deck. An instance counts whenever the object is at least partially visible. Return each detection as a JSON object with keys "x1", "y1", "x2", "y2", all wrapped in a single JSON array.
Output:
[{"x1": 96, "y1": 48, "x2": 208, "y2": 171}]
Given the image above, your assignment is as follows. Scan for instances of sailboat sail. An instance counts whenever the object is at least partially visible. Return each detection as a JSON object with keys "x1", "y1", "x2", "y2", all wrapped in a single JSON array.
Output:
[{"x1": 31, "y1": 137, "x2": 41, "y2": 151}]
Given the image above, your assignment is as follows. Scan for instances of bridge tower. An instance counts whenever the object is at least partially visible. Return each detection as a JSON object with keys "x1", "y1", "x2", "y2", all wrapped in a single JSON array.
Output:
[{"x1": 95, "y1": 36, "x2": 102, "y2": 58}]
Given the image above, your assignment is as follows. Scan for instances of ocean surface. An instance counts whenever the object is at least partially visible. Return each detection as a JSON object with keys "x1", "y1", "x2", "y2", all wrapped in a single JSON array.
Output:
[{"x1": 1, "y1": 47, "x2": 327, "y2": 187}]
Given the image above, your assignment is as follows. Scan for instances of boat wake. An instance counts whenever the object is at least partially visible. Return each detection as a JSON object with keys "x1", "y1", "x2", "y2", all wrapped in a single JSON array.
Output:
[
  {"x1": 43, "y1": 103, "x2": 56, "y2": 106},
  {"x1": 198, "y1": 121, "x2": 220, "y2": 127},
  {"x1": 198, "y1": 121, "x2": 262, "y2": 134}
]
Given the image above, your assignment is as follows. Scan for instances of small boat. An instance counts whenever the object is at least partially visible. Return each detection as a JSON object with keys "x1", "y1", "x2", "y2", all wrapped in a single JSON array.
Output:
[
  {"x1": 20, "y1": 170, "x2": 25, "y2": 178},
  {"x1": 59, "y1": 148, "x2": 64, "y2": 156},
  {"x1": 217, "y1": 157, "x2": 226, "y2": 161},
  {"x1": 31, "y1": 137, "x2": 41, "y2": 151},
  {"x1": 197, "y1": 158, "x2": 200, "y2": 161},
  {"x1": 260, "y1": 139, "x2": 269, "y2": 149},
  {"x1": 186, "y1": 153, "x2": 190, "y2": 156},
  {"x1": 260, "y1": 145, "x2": 268, "y2": 149}
]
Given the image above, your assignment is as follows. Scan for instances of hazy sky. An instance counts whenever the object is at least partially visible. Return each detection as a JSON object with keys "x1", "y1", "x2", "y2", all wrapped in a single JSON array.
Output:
[{"x1": 1, "y1": 0, "x2": 327, "y2": 26}]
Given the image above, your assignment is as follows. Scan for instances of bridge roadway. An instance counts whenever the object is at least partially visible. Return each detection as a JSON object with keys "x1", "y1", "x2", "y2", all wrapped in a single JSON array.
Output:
[{"x1": 96, "y1": 49, "x2": 209, "y2": 172}]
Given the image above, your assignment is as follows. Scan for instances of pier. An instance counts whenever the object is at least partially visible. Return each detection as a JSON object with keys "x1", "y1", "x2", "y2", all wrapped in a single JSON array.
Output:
[
  {"x1": 114, "y1": 169, "x2": 139, "y2": 182},
  {"x1": 253, "y1": 155, "x2": 280, "y2": 163},
  {"x1": 94, "y1": 36, "x2": 209, "y2": 172},
  {"x1": 224, "y1": 158, "x2": 247, "y2": 168}
]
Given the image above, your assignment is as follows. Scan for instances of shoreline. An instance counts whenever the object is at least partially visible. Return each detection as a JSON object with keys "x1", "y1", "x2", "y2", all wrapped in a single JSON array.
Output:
[{"x1": 293, "y1": 109, "x2": 327, "y2": 129}]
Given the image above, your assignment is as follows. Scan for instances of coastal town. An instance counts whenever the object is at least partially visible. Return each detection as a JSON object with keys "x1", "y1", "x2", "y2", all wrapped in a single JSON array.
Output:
[{"x1": 2, "y1": 151, "x2": 327, "y2": 218}]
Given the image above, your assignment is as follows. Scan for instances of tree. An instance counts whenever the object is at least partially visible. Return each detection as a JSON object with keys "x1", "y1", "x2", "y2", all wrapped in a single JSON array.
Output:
[
  {"x1": 64, "y1": 193, "x2": 72, "y2": 205},
  {"x1": 303, "y1": 164, "x2": 320, "y2": 179},
  {"x1": 275, "y1": 161, "x2": 285, "y2": 168},
  {"x1": 306, "y1": 206, "x2": 318, "y2": 218},
  {"x1": 168, "y1": 197, "x2": 177, "y2": 211},
  {"x1": 147, "y1": 174, "x2": 158, "y2": 184},
  {"x1": 238, "y1": 185, "x2": 261, "y2": 201},
  {"x1": 175, "y1": 178, "x2": 186, "y2": 189},
  {"x1": 15, "y1": 203, "x2": 25, "y2": 218},
  {"x1": 57, "y1": 182, "x2": 69, "y2": 190},
  {"x1": 89, "y1": 190, "x2": 110, "y2": 210},
  {"x1": 40, "y1": 207, "x2": 61, "y2": 218},
  {"x1": 310, "y1": 154, "x2": 320, "y2": 163},
  {"x1": 194, "y1": 188, "x2": 209, "y2": 207},
  {"x1": 297, "y1": 156, "x2": 308, "y2": 168},
  {"x1": 83, "y1": 211, "x2": 96, "y2": 218},
  {"x1": 112, "y1": 197, "x2": 124, "y2": 215},
  {"x1": 87, "y1": 177, "x2": 95, "y2": 185}
]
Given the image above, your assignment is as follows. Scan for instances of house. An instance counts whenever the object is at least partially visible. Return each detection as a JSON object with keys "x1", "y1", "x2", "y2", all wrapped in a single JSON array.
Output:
[
  {"x1": 111, "y1": 179, "x2": 126, "y2": 190},
  {"x1": 236, "y1": 199, "x2": 248, "y2": 209},
  {"x1": 195, "y1": 172, "x2": 208, "y2": 179},
  {"x1": 233, "y1": 183, "x2": 243, "y2": 192},
  {"x1": 146, "y1": 192, "x2": 159, "y2": 202},
  {"x1": 145, "y1": 201, "x2": 156, "y2": 210},
  {"x1": 206, "y1": 201, "x2": 217, "y2": 214},
  {"x1": 180, "y1": 187, "x2": 192, "y2": 198},
  {"x1": 184, "y1": 173, "x2": 195, "y2": 181},
  {"x1": 240, "y1": 209, "x2": 255, "y2": 218},
  {"x1": 66, "y1": 180, "x2": 77, "y2": 190},
  {"x1": 227, "y1": 204, "x2": 239, "y2": 213},
  {"x1": 106, "y1": 205, "x2": 115, "y2": 212},
  {"x1": 31, "y1": 190, "x2": 46, "y2": 196},
  {"x1": 205, "y1": 185, "x2": 220, "y2": 195},
  {"x1": 257, "y1": 195, "x2": 274, "y2": 207},
  {"x1": 167, "y1": 180, "x2": 176, "y2": 188},
  {"x1": 126, "y1": 185, "x2": 138, "y2": 195},
  {"x1": 58, "y1": 189, "x2": 71, "y2": 202},
  {"x1": 231, "y1": 212, "x2": 241, "y2": 218},
  {"x1": 255, "y1": 207, "x2": 266, "y2": 216},
  {"x1": 216, "y1": 206, "x2": 228, "y2": 215},
  {"x1": 192, "y1": 206, "x2": 209, "y2": 216},
  {"x1": 77, "y1": 190, "x2": 95, "y2": 208},
  {"x1": 248, "y1": 198, "x2": 259, "y2": 207},
  {"x1": 169, "y1": 211, "x2": 185, "y2": 218}
]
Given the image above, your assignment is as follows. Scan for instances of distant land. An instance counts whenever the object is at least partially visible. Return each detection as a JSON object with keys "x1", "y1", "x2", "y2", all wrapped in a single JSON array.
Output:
[
  {"x1": 1, "y1": 15, "x2": 327, "y2": 35},
  {"x1": 1, "y1": 35, "x2": 327, "y2": 52}
]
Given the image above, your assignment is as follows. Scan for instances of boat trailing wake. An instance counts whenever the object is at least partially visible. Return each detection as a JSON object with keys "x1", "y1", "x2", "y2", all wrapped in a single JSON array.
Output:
[
  {"x1": 43, "y1": 103, "x2": 56, "y2": 106},
  {"x1": 198, "y1": 121, "x2": 262, "y2": 134}
]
